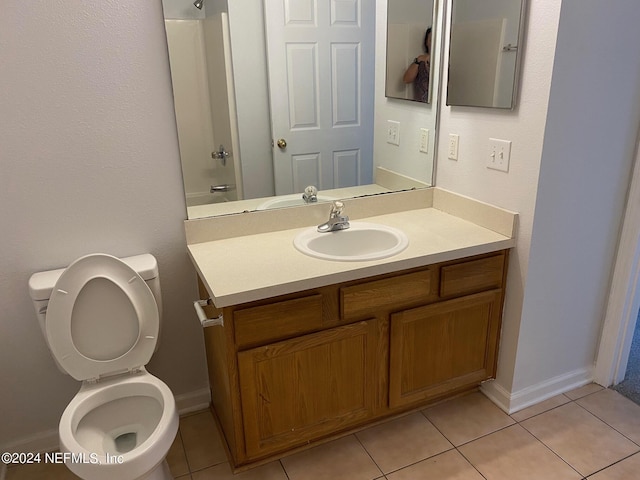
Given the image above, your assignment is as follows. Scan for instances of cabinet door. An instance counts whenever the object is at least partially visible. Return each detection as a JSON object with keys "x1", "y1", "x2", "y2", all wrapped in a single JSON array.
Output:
[
  {"x1": 238, "y1": 320, "x2": 380, "y2": 459},
  {"x1": 389, "y1": 290, "x2": 502, "y2": 408}
]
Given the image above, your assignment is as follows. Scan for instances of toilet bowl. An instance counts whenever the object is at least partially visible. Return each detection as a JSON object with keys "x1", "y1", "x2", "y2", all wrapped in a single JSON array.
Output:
[{"x1": 29, "y1": 253, "x2": 179, "y2": 480}]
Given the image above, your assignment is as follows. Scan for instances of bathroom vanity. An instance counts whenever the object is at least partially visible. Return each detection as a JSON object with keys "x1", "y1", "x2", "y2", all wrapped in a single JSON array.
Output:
[{"x1": 185, "y1": 188, "x2": 517, "y2": 468}]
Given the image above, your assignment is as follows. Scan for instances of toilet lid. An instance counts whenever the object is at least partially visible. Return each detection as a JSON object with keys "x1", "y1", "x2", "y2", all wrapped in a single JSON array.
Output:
[{"x1": 45, "y1": 254, "x2": 159, "y2": 381}]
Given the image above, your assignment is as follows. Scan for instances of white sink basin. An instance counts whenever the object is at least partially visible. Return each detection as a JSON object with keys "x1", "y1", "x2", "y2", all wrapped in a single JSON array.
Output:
[
  {"x1": 257, "y1": 194, "x2": 335, "y2": 210},
  {"x1": 293, "y1": 222, "x2": 408, "y2": 261}
]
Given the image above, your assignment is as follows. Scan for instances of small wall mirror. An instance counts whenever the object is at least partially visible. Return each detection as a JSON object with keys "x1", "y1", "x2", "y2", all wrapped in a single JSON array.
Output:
[
  {"x1": 385, "y1": 0, "x2": 436, "y2": 103},
  {"x1": 447, "y1": 0, "x2": 526, "y2": 109}
]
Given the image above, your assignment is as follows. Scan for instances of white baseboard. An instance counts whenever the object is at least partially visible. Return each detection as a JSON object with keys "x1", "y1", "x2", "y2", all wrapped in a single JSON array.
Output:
[
  {"x1": 0, "y1": 388, "x2": 211, "y2": 455},
  {"x1": 0, "y1": 428, "x2": 59, "y2": 456},
  {"x1": 481, "y1": 366, "x2": 594, "y2": 414},
  {"x1": 175, "y1": 387, "x2": 211, "y2": 416}
]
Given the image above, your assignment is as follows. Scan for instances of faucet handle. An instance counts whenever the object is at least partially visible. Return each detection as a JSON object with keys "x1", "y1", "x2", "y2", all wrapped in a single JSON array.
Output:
[
  {"x1": 302, "y1": 185, "x2": 318, "y2": 203},
  {"x1": 331, "y1": 201, "x2": 344, "y2": 215}
]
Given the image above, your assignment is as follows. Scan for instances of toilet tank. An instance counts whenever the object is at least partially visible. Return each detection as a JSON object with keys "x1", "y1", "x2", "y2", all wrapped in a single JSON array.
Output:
[{"x1": 28, "y1": 254, "x2": 163, "y2": 368}]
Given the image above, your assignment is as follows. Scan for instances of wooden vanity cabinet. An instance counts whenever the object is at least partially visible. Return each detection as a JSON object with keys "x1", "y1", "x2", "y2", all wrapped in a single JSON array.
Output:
[
  {"x1": 388, "y1": 289, "x2": 503, "y2": 408},
  {"x1": 238, "y1": 319, "x2": 381, "y2": 458},
  {"x1": 199, "y1": 250, "x2": 508, "y2": 467}
]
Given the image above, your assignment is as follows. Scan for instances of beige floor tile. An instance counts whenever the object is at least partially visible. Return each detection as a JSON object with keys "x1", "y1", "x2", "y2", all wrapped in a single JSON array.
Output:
[
  {"x1": 180, "y1": 410, "x2": 228, "y2": 471},
  {"x1": 588, "y1": 452, "x2": 640, "y2": 480},
  {"x1": 281, "y1": 435, "x2": 382, "y2": 480},
  {"x1": 511, "y1": 394, "x2": 571, "y2": 422},
  {"x1": 459, "y1": 424, "x2": 582, "y2": 480},
  {"x1": 521, "y1": 402, "x2": 639, "y2": 476},
  {"x1": 577, "y1": 388, "x2": 640, "y2": 445},
  {"x1": 386, "y1": 449, "x2": 484, "y2": 480},
  {"x1": 356, "y1": 412, "x2": 453, "y2": 473},
  {"x1": 176, "y1": 475, "x2": 192, "y2": 480},
  {"x1": 5, "y1": 461, "x2": 79, "y2": 480},
  {"x1": 166, "y1": 430, "x2": 190, "y2": 477},
  {"x1": 564, "y1": 383, "x2": 604, "y2": 400},
  {"x1": 422, "y1": 392, "x2": 515, "y2": 446},
  {"x1": 191, "y1": 461, "x2": 287, "y2": 480}
]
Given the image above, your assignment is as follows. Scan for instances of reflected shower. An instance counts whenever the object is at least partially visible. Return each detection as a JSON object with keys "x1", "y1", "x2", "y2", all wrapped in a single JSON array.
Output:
[{"x1": 193, "y1": 0, "x2": 204, "y2": 9}]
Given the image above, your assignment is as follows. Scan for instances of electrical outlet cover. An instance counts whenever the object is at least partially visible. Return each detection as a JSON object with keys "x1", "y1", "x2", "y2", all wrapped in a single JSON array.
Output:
[
  {"x1": 448, "y1": 134, "x2": 459, "y2": 160},
  {"x1": 420, "y1": 128, "x2": 429, "y2": 153}
]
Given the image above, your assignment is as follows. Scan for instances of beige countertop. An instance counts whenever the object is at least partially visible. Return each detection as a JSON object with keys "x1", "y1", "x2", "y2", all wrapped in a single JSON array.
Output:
[{"x1": 186, "y1": 189, "x2": 517, "y2": 307}]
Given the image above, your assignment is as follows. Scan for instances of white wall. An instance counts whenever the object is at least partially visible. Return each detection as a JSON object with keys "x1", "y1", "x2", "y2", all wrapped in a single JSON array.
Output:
[
  {"x1": 510, "y1": 0, "x2": 640, "y2": 397},
  {"x1": 436, "y1": 0, "x2": 561, "y2": 398},
  {"x1": 0, "y1": 1, "x2": 208, "y2": 449},
  {"x1": 165, "y1": 19, "x2": 220, "y2": 205},
  {"x1": 435, "y1": 0, "x2": 640, "y2": 410}
]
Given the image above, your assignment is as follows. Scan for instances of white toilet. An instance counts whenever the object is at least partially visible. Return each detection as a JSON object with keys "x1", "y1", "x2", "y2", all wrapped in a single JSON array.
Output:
[{"x1": 28, "y1": 253, "x2": 179, "y2": 480}]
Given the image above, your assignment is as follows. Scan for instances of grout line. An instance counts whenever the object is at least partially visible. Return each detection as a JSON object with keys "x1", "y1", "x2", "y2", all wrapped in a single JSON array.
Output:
[
  {"x1": 509, "y1": 396, "x2": 572, "y2": 423},
  {"x1": 278, "y1": 459, "x2": 291, "y2": 480},
  {"x1": 175, "y1": 429, "x2": 194, "y2": 476},
  {"x1": 353, "y1": 433, "x2": 385, "y2": 478},
  {"x1": 516, "y1": 410, "x2": 586, "y2": 478},
  {"x1": 454, "y1": 447, "x2": 489, "y2": 480},
  {"x1": 380, "y1": 446, "x2": 457, "y2": 477},
  {"x1": 573, "y1": 397, "x2": 640, "y2": 448},
  {"x1": 585, "y1": 451, "x2": 640, "y2": 478}
]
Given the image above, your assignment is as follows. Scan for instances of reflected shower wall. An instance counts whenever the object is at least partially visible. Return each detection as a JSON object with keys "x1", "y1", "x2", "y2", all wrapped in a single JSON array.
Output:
[{"x1": 164, "y1": 11, "x2": 241, "y2": 208}]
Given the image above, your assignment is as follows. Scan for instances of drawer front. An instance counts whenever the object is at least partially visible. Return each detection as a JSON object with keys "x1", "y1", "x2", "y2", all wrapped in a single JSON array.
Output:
[
  {"x1": 341, "y1": 269, "x2": 436, "y2": 320},
  {"x1": 440, "y1": 254, "x2": 504, "y2": 298},
  {"x1": 234, "y1": 294, "x2": 323, "y2": 348}
]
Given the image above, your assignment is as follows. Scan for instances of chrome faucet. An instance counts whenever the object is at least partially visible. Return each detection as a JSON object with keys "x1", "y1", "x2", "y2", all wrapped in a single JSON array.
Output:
[
  {"x1": 317, "y1": 201, "x2": 350, "y2": 233},
  {"x1": 302, "y1": 185, "x2": 318, "y2": 204}
]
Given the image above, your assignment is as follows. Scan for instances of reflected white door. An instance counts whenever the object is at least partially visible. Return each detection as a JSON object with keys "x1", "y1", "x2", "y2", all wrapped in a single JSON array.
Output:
[{"x1": 265, "y1": 0, "x2": 375, "y2": 195}]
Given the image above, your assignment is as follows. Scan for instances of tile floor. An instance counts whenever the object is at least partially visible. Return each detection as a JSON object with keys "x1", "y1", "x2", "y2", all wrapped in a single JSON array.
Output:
[{"x1": 5, "y1": 384, "x2": 640, "y2": 480}]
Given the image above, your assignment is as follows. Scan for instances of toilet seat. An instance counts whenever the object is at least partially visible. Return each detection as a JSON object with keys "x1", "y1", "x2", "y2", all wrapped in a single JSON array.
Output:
[{"x1": 45, "y1": 254, "x2": 159, "y2": 381}]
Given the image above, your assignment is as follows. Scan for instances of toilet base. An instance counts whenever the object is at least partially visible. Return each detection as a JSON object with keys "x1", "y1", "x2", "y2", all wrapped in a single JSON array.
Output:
[
  {"x1": 139, "y1": 459, "x2": 173, "y2": 480},
  {"x1": 66, "y1": 458, "x2": 174, "y2": 480}
]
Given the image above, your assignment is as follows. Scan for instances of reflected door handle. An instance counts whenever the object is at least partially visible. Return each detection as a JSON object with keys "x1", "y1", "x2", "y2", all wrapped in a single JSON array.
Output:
[{"x1": 276, "y1": 138, "x2": 287, "y2": 149}]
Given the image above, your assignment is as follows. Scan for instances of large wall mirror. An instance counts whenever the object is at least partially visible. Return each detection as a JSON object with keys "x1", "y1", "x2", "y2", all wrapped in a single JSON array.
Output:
[
  {"x1": 162, "y1": 0, "x2": 442, "y2": 219},
  {"x1": 385, "y1": 0, "x2": 436, "y2": 103},
  {"x1": 447, "y1": 0, "x2": 526, "y2": 109}
]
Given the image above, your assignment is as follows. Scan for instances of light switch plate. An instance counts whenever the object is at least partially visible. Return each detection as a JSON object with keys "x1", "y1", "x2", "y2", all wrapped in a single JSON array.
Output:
[
  {"x1": 387, "y1": 120, "x2": 400, "y2": 146},
  {"x1": 487, "y1": 138, "x2": 511, "y2": 172}
]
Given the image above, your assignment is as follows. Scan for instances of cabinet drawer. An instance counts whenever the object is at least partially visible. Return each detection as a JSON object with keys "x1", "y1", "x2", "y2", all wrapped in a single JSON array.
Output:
[
  {"x1": 234, "y1": 294, "x2": 323, "y2": 348},
  {"x1": 341, "y1": 269, "x2": 436, "y2": 320},
  {"x1": 440, "y1": 254, "x2": 504, "y2": 298}
]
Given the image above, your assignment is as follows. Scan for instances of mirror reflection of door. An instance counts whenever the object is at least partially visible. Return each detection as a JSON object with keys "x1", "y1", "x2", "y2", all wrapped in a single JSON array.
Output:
[
  {"x1": 265, "y1": 0, "x2": 375, "y2": 195},
  {"x1": 385, "y1": 0, "x2": 435, "y2": 103}
]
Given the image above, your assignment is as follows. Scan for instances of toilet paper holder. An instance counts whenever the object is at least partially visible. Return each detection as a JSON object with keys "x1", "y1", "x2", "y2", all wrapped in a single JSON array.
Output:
[{"x1": 193, "y1": 299, "x2": 224, "y2": 327}]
